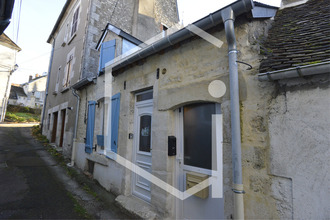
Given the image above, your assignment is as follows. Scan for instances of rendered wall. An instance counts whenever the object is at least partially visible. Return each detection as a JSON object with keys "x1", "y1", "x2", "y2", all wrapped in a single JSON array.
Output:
[
  {"x1": 0, "y1": 45, "x2": 16, "y2": 122},
  {"x1": 268, "y1": 77, "x2": 330, "y2": 219}
]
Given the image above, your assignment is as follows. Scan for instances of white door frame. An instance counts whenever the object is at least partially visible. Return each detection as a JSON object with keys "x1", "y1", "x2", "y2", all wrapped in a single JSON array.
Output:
[
  {"x1": 175, "y1": 103, "x2": 224, "y2": 219},
  {"x1": 131, "y1": 90, "x2": 153, "y2": 202}
]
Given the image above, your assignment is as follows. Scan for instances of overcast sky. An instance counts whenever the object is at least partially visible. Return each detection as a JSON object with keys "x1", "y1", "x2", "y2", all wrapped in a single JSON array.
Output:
[{"x1": 5, "y1": 0, "x2": 281, "y2": 84}]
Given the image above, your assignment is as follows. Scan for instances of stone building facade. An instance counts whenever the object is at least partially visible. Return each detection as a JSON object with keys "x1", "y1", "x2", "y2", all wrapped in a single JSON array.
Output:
[
  {"x1": 42, "y1": 0, "x2": 178, "y2": 157},
  {"x1": 71, "y1": 0, "x2": 329, "y2": 219}
]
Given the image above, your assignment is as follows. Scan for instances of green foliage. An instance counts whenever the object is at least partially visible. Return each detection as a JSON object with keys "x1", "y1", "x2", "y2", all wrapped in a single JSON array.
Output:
[
  {"x1": 66, "y1": 192, "x2": 92, "y2": 219},
  {"x1": 5, "y1": 111, "x2": 40, "y2": 123},
  {"x1": 83, "y1": 184, "x2": 99, "y2": 200},
  {"x1": 31, "y1": 125, "x2": 49, "y2": 144},
  {"x1": 7, "y1": 104, "x2": 41, "y2": 114}
]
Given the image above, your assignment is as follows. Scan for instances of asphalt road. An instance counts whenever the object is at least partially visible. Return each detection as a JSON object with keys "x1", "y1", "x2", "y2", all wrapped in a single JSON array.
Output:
[
  {"x1": 0, "y1": 124, "x2": 133, "y2": 219},
  {"x1": 0, "y1": 124, "x2": 84, "y2": 219}
]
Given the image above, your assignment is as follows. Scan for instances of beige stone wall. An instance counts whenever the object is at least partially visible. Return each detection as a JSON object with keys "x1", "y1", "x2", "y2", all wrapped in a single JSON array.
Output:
[{"x1": 107, "y1": 13, "x2": 314, "y2": 218}]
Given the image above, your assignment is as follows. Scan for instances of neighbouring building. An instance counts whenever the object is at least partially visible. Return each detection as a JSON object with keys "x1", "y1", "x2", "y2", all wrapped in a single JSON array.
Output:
[
  {"x1": 21, "y1": 74, "x2": 47, "y2": 109},
  {"x1": 42, "y1": 0, "x2": 178, "y2": 157},
  {"x1": 8, "y1": 84, "x2": 28, "y2": 106},
  {"x1": 0, "y1": 33, "x2": 21, "y2": 122},
  {"x1": 71, "y1": 0, "x2": 329, "y2": 219},
  {"x1": 9, "y1": 74, "x2": 48, "y2": 109}
]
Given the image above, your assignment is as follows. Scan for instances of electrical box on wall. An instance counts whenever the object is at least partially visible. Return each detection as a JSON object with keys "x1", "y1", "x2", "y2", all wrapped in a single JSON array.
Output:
[{"x1": 168, "y1": 136, "x2": 176, "y2": 156}]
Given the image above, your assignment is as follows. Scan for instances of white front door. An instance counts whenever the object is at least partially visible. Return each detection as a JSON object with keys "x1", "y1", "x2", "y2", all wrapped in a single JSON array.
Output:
[
  {"x1": 176, "y1": 103, "x2": 224, "y2": 219},
  {"x1": 132, "y1": 90, "x2": 153, "y2": 202}
]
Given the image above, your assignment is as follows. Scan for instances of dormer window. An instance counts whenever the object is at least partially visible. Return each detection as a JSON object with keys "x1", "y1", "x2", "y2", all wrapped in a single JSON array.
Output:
[{"x1": 122, "y1": 39, "x2": 139, "y2": 55}]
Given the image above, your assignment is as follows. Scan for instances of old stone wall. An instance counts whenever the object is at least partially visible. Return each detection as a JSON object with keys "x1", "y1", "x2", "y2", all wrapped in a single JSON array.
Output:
[
  {"x1": 75, "y1": 3, "x2": 329, "y2": 219},
  {"x1": 82, "y1": 0, "x2": 179, "y2": 78},
  {"x1": 106, "y1": 16, "x2": 279, "y2": 218},
  {"x1": 82, "y1": 0, "x2": 138, "y2": 79}
]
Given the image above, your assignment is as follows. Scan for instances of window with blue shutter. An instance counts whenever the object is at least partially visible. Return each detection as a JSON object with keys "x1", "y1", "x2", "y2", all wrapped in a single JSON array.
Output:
[
  {"x1": 85, "y1": 101, "x2": 97, "y2": 154},
  {"x1": 99, "y1": 39, "x2": 116, "y2": 75},
  {"x1": 111, "y1": 93, "x2": 120, "y2": 153}
]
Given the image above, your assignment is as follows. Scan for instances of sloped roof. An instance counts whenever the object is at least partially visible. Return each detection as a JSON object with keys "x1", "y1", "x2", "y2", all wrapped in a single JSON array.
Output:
[
  {"x1": 0, "y1": 33, "x2": 21, "y2": 51},
  {"x1": 21, "y1": 75, "x2": 47, "y2": 86},
  {"x1": 47, "y1": 0, "x2": 72, "y2": 43},
  {"x1": 9, "y1": 85, "x2": 27, "y2": 99},
  {"x1": 259, "y1": 0, "x2": 330, "y2": 73}
]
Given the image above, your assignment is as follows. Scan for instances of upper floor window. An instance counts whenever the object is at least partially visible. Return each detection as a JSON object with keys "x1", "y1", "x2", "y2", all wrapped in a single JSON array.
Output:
[
  {"x1": 71, "y1": 6, "x2": 80, "y2": 38},
  {"x1": 122, "y1": 39, "x2": 139, "y2": 55},
  {"x1": 55, "y1": 66, "x2": 61, "y2": 93},
  {"x1": 63, "y1": 54, "x2": 73, "y2": 88}
]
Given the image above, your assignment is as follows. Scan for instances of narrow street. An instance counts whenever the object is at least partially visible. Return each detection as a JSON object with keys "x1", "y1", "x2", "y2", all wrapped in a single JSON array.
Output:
[{"x1": 0, "y1": 124, "x2": 131, "y2": 219}]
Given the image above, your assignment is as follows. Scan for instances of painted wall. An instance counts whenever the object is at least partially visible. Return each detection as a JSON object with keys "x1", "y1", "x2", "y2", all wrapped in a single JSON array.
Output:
[
  {"x1": 44, "y1": 0, "x2": 178, "y2": 158},
  {"x1": 0, "y1": 44, "x2": 16, "y2": 122},
  {"x1": 21, "y1": 76, "x2": 47, "y2": 108},
  {"x1": 43, "y1": 0, "x2": 91, "y2": 157},
  {"x1": 267, "y1": 76, "x2": 330, "y2": 219}
]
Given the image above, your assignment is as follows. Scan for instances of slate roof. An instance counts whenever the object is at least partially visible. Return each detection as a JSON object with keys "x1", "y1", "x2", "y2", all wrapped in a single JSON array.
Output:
[
  {"x1": 9, "y1": 85, "x2": 27, "y2": 99},
  {"x1": 259, "y1": 0, "x2": 330, "y2": 73}
]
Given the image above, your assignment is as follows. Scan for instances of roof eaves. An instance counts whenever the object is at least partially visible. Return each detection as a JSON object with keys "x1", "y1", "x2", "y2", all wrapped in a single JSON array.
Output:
[
  {"x1": 47, "y1": 0, "x2": 73, "y2": 43},
  {"x1": 109, "y1": 0, "x2": 254, "y2": 74},
  {"x1": 71, "y1": 77, "x2": 96, "y2": 90},
  {"x1": 95, "y1": 23, "x2": 143, "y2": 50},
  {"x1": 258, "y1": 61, "x2": 330, "y2": 81},
  {"x1": 0, "y1": 33, "x2": 21, "y2": 51}
]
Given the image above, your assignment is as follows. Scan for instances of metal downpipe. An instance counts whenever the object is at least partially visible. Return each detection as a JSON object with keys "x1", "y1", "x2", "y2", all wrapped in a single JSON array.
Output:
[
  {"x1": 68, "y1": 88, "x2": 80, "y2": 167},
  {"x1": 221, "y1": 7, "x2": 244, "y2": 219},
  {"x1": 41, "y1": 37, "x2": 55, "y2": 131}
]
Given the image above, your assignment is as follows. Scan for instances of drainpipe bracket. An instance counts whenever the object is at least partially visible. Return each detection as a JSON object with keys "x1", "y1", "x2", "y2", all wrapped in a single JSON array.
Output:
[{"x1": 232, "y1": 189, "x2": 246, "y2": 194}]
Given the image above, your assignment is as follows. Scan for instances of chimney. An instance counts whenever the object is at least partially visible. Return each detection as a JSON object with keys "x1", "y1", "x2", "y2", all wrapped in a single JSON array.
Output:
[
  {"x1": 29, "y1": 75, "x2": 33, "y2": 82},
  {"x1": 35, "y1": 74, "x2": 39, "y2": 78}
]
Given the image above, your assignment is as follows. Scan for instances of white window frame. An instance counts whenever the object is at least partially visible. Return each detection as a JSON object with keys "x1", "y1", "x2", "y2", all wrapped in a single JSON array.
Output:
[
  {"x1": 63, "y1": 48, "x2": 75, "y2": 89},
  {"x1": 55, "y1": 66, "x2": 61, "y2": 93},
  {"x1": 70, "y1": 5, "x2": 80, "y2": 38}
]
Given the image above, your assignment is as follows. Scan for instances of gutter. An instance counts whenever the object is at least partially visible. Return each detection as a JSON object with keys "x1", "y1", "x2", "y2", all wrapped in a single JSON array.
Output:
[
  {"x1": 258, "y1": 61, "x2": 330, "y2": 81},
  {"x1": 68, "y1": 76, "x2": 96, "y2": 167},
  {"x1": 68, "y1": 88, "x2": 80, "y2": 167},
  {"x1": 47, "y1": 0, "x2": 72, "y2": 43},
  {"x1": 41, "y1": 38, "x2": 56, "y2": 131},
  {"x1": 109, "y1": 0, "x2": 252, "y2": 74},
  {"x1": 107, "y1": 0, "x2": 253, "y2": 219},
  {"x1": 71, "y1": 77, "x2": 96, "y2": 90}
]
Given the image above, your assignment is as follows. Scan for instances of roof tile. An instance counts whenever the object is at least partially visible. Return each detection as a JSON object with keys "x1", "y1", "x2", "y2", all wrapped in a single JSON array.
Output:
[{"x1": 259, "y1": 0, "x2": 330, "y2": 72}]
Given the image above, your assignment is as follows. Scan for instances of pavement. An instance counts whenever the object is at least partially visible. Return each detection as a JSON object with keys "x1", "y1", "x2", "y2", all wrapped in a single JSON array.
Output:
[{"x1": 0, "y1": 123, "x2": 135, "y2": 219}]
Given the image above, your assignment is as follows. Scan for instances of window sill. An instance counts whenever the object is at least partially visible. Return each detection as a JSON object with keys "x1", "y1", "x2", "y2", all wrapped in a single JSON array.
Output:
[
  {"x1": 61, "y1": 87, "x2": 70, "y2": 93},
  {"x1": 86, "y1": 152, "x2": 109, "y2": 166},
  {"x1": 68, "y1": 33, "x2": 76, "y2": 45},
  {"x1": 52, "y1": 91, "x2": 58, "y2": 95}
]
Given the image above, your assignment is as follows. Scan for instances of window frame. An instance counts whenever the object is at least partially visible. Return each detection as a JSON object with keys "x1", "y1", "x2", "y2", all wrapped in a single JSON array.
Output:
[{"x1": 70, "y1": 5, "x2": 80, "y2": 38}]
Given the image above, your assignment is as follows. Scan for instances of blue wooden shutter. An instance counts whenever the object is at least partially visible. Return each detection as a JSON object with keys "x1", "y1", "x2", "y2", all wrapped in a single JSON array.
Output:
[
  {"x1": 99, "y1": 39, "x2": 116, "y2": 75},
  {"x1": 85, "y1": 101, "x2": 97, "y2": 154},
  {"x1": 111, "y1": 93, "x2": 121, "y2": 153}
]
